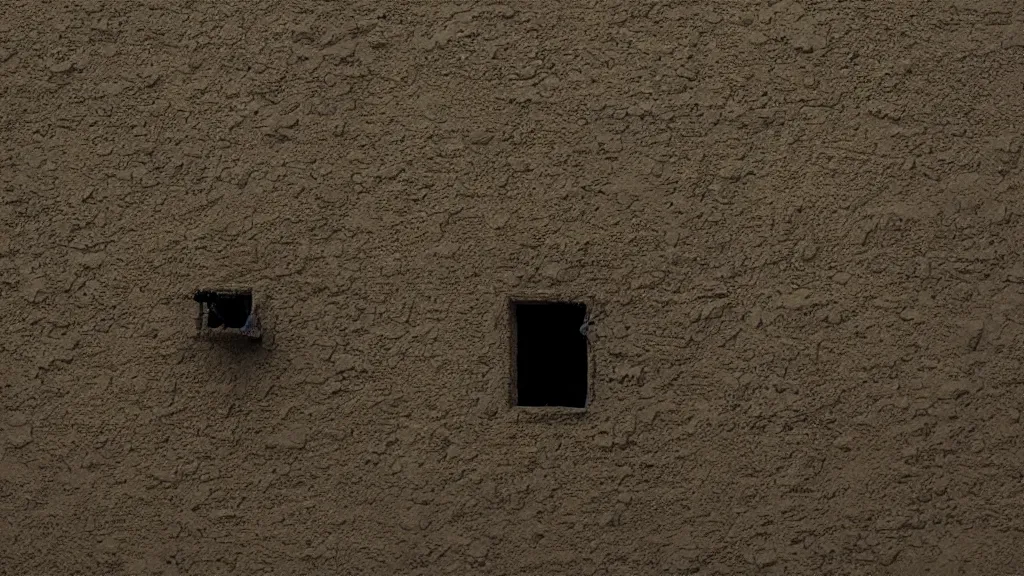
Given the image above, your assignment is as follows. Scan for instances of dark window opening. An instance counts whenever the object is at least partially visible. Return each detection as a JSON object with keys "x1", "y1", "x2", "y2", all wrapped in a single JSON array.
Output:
[
  {"x1": 513, "y1": 301, "x2": 588, "y2": 408},
  {"x1": 194, "y1": 290, "x2": 252, "y2": 328},
  {"x1": 193, "y1": 289, "x2": 260, "y2": 339}
]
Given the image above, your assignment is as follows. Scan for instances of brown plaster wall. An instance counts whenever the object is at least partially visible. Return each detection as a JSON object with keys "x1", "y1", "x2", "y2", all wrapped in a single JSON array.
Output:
[{"x1": 3, "y1": 1, "x2": 1024, "y2": 574}]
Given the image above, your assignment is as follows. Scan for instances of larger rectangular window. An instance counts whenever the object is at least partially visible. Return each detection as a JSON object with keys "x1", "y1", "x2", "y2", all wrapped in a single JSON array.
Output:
[{"x1": 511, "y1": 301, "x2": 589, "y2": 408}]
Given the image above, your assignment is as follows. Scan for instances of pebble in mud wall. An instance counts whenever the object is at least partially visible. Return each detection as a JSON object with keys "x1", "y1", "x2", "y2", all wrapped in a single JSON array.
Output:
[{"x1": 2, "y1": 1, "x2": 1024, "y2": 574}]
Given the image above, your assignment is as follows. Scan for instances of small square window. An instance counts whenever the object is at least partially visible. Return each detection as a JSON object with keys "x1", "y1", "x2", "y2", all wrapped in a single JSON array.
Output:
[
  {"x1": 193, "y1": 288, "x2": 261, "y2": 340},
  {"x1": 511, "y1": 300, "x2": 589, "y2": 408}
]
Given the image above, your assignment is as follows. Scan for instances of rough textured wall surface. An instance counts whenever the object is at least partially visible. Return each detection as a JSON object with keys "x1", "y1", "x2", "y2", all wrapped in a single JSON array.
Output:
[{"x1": 2, "y1": 0, "x2": 1024, "y2": 574}]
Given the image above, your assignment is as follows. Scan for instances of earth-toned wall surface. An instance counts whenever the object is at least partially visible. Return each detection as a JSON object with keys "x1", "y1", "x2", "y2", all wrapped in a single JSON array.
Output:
[{"x1": 3, "y1": 1, "x2": 1024, "y2": 574}]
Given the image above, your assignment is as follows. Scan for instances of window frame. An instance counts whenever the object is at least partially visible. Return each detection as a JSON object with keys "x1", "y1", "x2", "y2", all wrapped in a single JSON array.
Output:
[{"x1": 508, "y1": 296, "x2": 593, "y2": 412}]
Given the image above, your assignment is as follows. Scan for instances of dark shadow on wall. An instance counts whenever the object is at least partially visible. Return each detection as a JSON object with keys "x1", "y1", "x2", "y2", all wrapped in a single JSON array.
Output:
[{"x1": 194, "y1": 336, "x2": 276, "y2": 400}]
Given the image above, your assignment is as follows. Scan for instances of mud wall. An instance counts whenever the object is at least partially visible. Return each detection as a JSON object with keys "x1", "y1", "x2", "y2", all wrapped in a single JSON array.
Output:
[{"x1": 3, "y1": 1, "x2": 1024, "y2": 574}]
